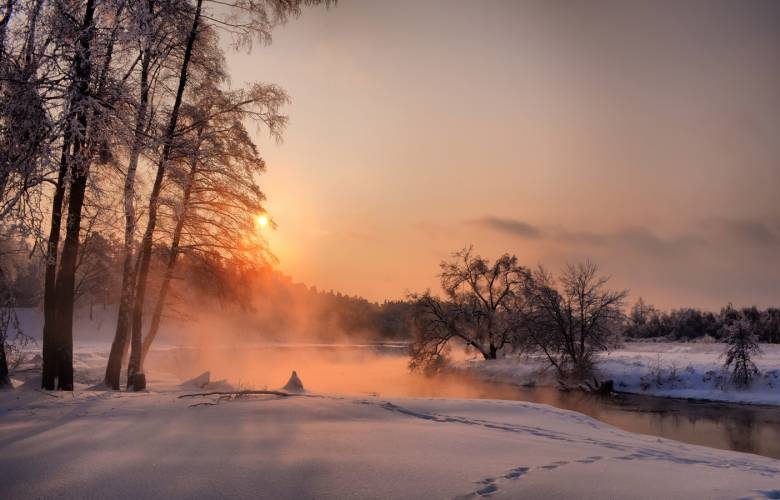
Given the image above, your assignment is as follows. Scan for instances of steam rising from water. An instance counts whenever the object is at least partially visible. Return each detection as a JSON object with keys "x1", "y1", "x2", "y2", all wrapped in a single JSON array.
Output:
[
  {"x1": 146, "y1": 343, "x2": 524, "y2": 399},
  {"x1": 143, "y1": 296, "x2": 519, "y2": 398}
]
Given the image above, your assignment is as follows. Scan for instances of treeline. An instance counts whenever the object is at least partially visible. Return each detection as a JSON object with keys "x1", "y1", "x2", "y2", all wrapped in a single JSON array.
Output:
[
  {"x1": 246, "y1": 268, "x2": 414, "y2": 341},
  {"x1": 625, "y1": 300, "x2": 780, "y2": 343},
  {"x1": 1, "y1": 231, "x2": 414, "y2": 340},
  {"x1": 409, "y1": 247, "x2": 779, "y2": 382},
  {"x1": 0, "y1": 0, "x2": 334, "y2": 390}
]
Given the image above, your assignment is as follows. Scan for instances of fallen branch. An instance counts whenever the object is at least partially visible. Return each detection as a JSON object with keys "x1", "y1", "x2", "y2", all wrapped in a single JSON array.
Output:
[{"x1": 178, "y1": 390, "x2": 298, "y2": 399}]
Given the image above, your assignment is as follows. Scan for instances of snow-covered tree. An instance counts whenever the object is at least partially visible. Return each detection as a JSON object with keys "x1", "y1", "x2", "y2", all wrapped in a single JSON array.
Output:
[
  {"x1": 722, "y1": 319, "x2": 761, "y2": 388},
  {"x1": 125, "y1": 0, "x2": 333, "y2": 390},
  {"x1": 136, "y1": 75, "x2": 286, "y2": 369},
  {"x1": 0, "y1": 0, "x2": 335, "y2": 390}
]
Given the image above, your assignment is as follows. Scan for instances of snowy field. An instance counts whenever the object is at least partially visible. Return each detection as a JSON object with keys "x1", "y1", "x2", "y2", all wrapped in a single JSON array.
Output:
[
  {"x1": 2, "y1": 347, "x2": 780, "y2": 499},
  {"x1": 3, "y1": 310, "x2": 780, "y2": 498},
  {"x1": 465, "y1": 342, "x2": 780, "y2": 406}
]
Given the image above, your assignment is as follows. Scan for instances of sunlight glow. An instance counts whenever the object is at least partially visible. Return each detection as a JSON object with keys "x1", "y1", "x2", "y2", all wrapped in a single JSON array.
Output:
[{"x1": 257, "y1": 214, "x2": 269, "y2": 228}]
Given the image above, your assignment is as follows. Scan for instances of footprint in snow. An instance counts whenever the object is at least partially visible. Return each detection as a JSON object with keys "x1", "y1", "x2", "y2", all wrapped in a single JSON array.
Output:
[
  {"x1": 539, "y1": 460, "x2": 569, "y2": 470},
  {"x1": 454, "y1": 477, "x2": 498, "y2": 498},
  {"x1": 739, "y1": 491, "x2": 780, "y2": 500},
  {"x1": 458, "y1": 456, "x2": 599, "y2": 499},
  {"x1": 504, "y1": 466, "x2": 529, "y2": 479},
  {"x1": 475, "y1": 483, "x2": 498, "y2": 496}
]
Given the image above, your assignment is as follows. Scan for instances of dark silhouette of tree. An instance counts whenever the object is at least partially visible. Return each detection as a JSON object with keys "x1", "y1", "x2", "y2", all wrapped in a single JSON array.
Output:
[
  {"x1": 409, "y1": 247, "x2": 530, "y2": 371},
  {"x1": 723, "y1": 319, "x2": 761, "y2": 388},
  {"x1": 523, "y1": 261, "x2": 627, "y2": 380}
]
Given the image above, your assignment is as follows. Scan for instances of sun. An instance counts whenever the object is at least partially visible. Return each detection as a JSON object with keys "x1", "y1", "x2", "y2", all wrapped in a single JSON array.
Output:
[{"x1": 257, "y1": 214, "x2": 269, "y2": 228}]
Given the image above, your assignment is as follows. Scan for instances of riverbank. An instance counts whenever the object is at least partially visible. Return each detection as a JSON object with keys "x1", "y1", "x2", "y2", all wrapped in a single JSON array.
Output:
[
  {"x1": 463, "y1": 342, "x2": 780, "y2": 406},
  {"x1": 2, "y1": 373, "x2": 780, "y2": 499}
]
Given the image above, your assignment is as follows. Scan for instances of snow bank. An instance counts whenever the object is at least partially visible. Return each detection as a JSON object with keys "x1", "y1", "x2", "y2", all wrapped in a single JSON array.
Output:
[
  {"x1": 465, "y1": 342, "x2": 780, "y2": 406},
  {"x1": 1, "y1": 383, "x2": 779, "y2": 499}
]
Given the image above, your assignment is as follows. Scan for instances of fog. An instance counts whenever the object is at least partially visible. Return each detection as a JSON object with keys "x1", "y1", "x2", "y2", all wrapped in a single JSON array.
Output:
[{"x1": 145, "y1": 339, "x2": 525, "y2": 399}]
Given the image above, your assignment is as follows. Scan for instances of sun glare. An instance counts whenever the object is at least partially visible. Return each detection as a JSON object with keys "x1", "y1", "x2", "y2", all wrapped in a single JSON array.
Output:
[{"x1": 257, "y1": 214, "x2": 269, "y2": 228}]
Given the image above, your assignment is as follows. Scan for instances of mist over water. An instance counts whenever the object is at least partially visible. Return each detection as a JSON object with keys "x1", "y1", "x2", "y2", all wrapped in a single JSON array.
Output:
[
  {"x1": 146, "y1": 343, "x2": 523, "y2": 399},
  {"x1": 145, "y1": 340, "x2": 780, "y2": 460}
]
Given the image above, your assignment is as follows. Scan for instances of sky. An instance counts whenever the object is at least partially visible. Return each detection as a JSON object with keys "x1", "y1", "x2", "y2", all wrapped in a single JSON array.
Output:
[{"x1": 223, "y1": 0, "x2": 780, "y2": 310}]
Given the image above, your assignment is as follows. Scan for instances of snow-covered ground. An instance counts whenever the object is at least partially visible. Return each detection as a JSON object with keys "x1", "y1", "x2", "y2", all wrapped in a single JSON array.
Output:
[
  {"x1": 465, "y1": 342, "x2": 780, "y2": 406},
  {"x1": 2, "y1": 348, "x2": 780, "y2": 499}
]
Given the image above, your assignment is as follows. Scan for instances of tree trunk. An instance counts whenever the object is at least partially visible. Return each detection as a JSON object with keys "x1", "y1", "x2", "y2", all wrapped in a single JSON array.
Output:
[
  {"x1": 0, "y1": 339, "x2": 9, "y2": 388},
  {"x1": 37, "y1": 0, "x2": 70, "y2": 389},
  {"x1": 40, "y1": 135, "x2": 70, "y2": 390},
  {"x1": 105, "y1": 19, "x2": 154, "y2": 389},
  {"x1": 1, "y1": 263, "x2": 14, "y2": 388},
  {"x1": 140, "y1": 138, "x2": 200, "y2": 369},
  {"x1": 43, "y1": 0, "x2": 97, "y2": 391},
  {"x1": 482, "y1": 344, "x2": 498, "y2": 360},
  {"x1": 51, "y1": 156, "x2": 89, "y2": 390},
  {"x1": 127, "y1": 0, "x2": 202, "y2": 391}
]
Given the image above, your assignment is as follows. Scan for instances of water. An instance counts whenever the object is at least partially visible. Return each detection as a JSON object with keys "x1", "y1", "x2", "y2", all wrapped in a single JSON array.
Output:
[
  {"x1": 153, "y1": 343, "x2": 780, "y2": 460},
  {"x1": 445, "y1": 375, "x2": 780, "y2": 460}
]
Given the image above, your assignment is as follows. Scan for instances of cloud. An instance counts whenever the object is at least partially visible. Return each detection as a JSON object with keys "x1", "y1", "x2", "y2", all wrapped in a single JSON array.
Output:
[
  {"x1": 470, "y1": 216, "x2": 700, "y2": 257},
  {"x1": 470, "y1": 216, "x2": 543, "y2": 239},
  {"x1": 466, "y1": 215, "x2": 780, "y2": 308},
  {"x1": 555, "y1": 226, "x2": 703, "y2": 258},
  {"x1": 705, "y1": 217, "x2": 779, "y2": 247}
]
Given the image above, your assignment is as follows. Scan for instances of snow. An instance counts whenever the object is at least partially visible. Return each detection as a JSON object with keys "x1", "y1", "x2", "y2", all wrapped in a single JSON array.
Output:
[
  {"x1": 465, "y1": 342, "x2": 780, "y2": 406},
  {"x1": 2, "y1": 347, "x2": 780, "y2": 499},
  {"x1": 282, "y1": 370, "x2": 305, "y2": 393}
]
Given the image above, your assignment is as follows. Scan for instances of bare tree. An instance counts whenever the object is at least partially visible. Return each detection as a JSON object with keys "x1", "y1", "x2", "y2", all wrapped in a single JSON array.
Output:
[
  {"x1": 409, "y1": 247, "x2": 530, "y2": 371},
  {"x1": 41, "y1": 0, "x2": 101, "y2": 391},
  {"x1": 0, "y1": 0, "x2": 334, "y2": 390},
  {"x1": 522, "y1": 261, "x2": 627, "y2": 380},
  {"x1": 126, "y1": 0, "x2": 332, "y2": 390},
  {"x1": 105, "y1": 0, "x2": 184, "y2": 390},
  {"x1": 137, "y1": 80, "x2": 283, "y2": 367}
]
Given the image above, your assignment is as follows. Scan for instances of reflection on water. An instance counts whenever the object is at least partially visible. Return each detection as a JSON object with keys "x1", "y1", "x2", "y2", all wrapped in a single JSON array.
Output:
[
  {"x1": 471, "y1": 380, "x2": 780, "y2": 460},
  {"x1": 149, "y1": 344, "x2": 780, "y2": 460}
]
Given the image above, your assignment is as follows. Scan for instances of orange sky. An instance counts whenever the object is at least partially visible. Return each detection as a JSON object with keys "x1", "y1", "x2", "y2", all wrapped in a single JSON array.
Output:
[{"x1": 224, "y1": 0, "x2": 780, "y2": 309}]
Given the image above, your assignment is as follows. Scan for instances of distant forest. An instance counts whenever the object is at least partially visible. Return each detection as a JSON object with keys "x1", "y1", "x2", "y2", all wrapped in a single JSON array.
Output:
[
  {"x1": 4, "y1": 235, "x2": 779, "y2": 345},
  {"x1": 1, "y1": 234, "x2": 414, "y2": 342},
  {"x1": 625, "y1": 299, "x2": 779, "y2": 344}
]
